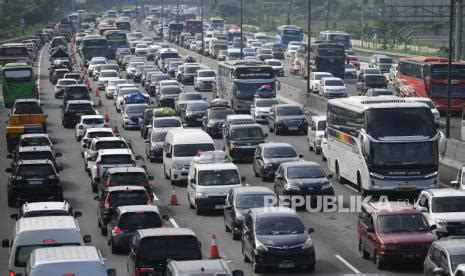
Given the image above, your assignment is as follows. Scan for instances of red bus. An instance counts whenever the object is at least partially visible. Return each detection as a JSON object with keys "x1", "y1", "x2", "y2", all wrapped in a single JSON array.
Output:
[{"x1": 395, "y1": 56, "x2": 465, "y2": 112}]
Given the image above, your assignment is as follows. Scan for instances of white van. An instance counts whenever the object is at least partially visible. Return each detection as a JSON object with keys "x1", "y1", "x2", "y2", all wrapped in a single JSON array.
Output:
[
  {"x1": 163, "y1": 129, "x2": 215, "y2": 185},
  {"x1": 307, "y1": 115, "x2": 327, "y2": 154},
  {"x1": 25, "y1": 246, "x2": 116, "y2": 276},
  {"x1": 187, "y1": 151, "x2": 243, "y2": 215},
  {"x1": 166, "y1": 259, "x2": 243, "y2": 276},
  {"x1": 227, "y1": 48, "x2": 242, "y2": 61},
  {"x1": 1, "y1": 216, "x2": 91, "y2": 275}
]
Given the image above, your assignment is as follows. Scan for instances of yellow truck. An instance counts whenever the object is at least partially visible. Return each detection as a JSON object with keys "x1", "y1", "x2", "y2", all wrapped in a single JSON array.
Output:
[{"x1": 6, "y1": 99, "x2": 47, "y2": 152}]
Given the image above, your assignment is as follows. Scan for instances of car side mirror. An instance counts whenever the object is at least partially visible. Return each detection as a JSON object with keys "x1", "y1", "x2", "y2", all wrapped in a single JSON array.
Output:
[
  {"x1": 2, "y1": 239, "x2": 10, "y2": 248},
  {"x1": 148, "y1": 175, "x2": 154, "y2": 181},
  {"x1": 83, "y1": 234, "x2": 92, "y2": 244},
  {"x1": 73, "y1": 211, "x2": 82, "y2": 218},
  {"x1": 276, "y1": 175, "x2": 283, "y2": 180},
  {"x1": 232, "y1": 270, "x2": 244, "y2": 276},
  {"x1": 432, "y1": 267, "x2": 446, "y2": 276},
  {"x1": 55, "y1": 152, "x2": 62, "y2": 157},
  {"x1": 299, "y1": 154, "x2": 304, "y2": 158},
  {"x1": 241, "y1": 176, "x2": 246, "y2": 183},
  {"x1": 135, "y1": 155, "x2": 143, "y2": 160},
  {"x1": 419, "y1": 207, "x2": 428, "y2": 213},
  {"x1": 165, "y1": 152, "x2": 172, "y2": 158},
  {"x1": 93, "y1": 195, "x2": 99, "y2": 200},
  {"x1": 190, "y1": 178, "x2": 196, "y2": 184},
  {"x1": 367, "y1": 227, "x2": 375, "y2": 233},
  {"x1": 107, "y1": 268, "x2": 117, "y2": 276},
  {"x1": 82, "y1": 144, "x2": 88, "y2": 149},
  {"x1": 10, "y1": 214, "x2": 19, "y2": 220},
  {"x1": 308, "y1": 227, "x2": 314, "y2": 234},
  {"x1": 264, "y1": 133, "x2": 268, "y2": 138},
  {"x1": 162, "y1": 214, "x2": 169, "y2": 221},
  {"x1": 5, "y1": 168, "x2": 13, "y2": 173},
  {"x1": 327, "y1": 174, "x2": 333, "y2": 179},
  {"x1": 56, "y1": 165, "x2": 63, "y2": 172},
  {"x1": 451, "y1": 180, "x2": 459, "y2": 188},
  {"x1": 6, "y1": 154, "x2": 12, "y2": 159},
  {"x1": 144, "y1": 139, "x2": 150, "y2": 143},
  {"x1": 224, "y1": 205, "x2": 232, "y2": 210},
  {"x1": 244, "y1": 229, "x2": 251, "y2": 236}
]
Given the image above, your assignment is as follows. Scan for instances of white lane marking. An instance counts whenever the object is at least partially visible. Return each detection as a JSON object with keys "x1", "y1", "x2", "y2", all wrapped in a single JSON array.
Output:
[
  {"x1": 344, "y1": 184, "x2": 359, "y2": 193},
  {"x1": 169, "y1": 218, "x2": 180, "y2": 228},
  {"x1": 152, "y1": 192, "x2": 159, "y2": 201},
  {"x1": 335, "y1": 254, "x2": 361, "y2": 274},
  {"x1": 37, "y1": 46, "x2": 46, "y2": 100}
]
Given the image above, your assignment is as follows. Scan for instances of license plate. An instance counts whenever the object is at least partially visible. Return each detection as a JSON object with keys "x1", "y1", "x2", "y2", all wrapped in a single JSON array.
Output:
[
  {"x1": 279, "y1": 262, "x2": 295, "y2": 268},
  {"x1": 29, "y1": 180, "x2": 43, "y2": 184},
  {"x1": 289, "y1": 127, "x2": 298, "y2": 130},
  {"x1": 214, "y1": 205, "x2": 225, "y2": 210},
  {"x1": 399, "y1": 187, "x2": 413, "y2": 192}
]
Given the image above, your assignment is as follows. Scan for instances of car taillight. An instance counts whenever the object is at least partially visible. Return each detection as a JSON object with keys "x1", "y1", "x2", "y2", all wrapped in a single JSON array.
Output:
[
  {"x1": 96, "y1": 161, "x2": 100, "y2": 174},
  {"x1": 132, "y1": 160, "x2": 136, "y2": 167},
  {"x1": 79, "y1": 125, "x2": 84, "y2": 129},
  {"x1": 112, "y1": 226, "x2": 122, "y2": 234},
  {"x1": 83, "y1": 138, "x2": 90, "y2": 144},
  {"x1": 104, "y1": 201, "x2": 110, "y2": 209},
  {"x1": 9, "y1": 270, "x2": 15, "y2": 276},
  {"x1": 136, "y1": 267, "x2": 154, "y2": 276}
]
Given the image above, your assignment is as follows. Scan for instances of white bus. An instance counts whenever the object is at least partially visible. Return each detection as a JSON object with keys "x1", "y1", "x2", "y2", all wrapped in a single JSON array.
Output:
[
  {"x1": 326, "y1": 96, "x2": 446, "y2": 194},
  {"x1": 217, "y1": 60, "x2": 279, "y2": 113}
]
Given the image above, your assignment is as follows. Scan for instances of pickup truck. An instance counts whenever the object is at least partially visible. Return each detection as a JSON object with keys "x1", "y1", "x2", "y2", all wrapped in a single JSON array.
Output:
[{"x1": 6, "y1": 99, "x2": 47, "y2": 152}]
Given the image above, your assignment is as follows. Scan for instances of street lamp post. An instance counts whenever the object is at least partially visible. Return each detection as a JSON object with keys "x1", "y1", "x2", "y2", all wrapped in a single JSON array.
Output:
[
  {"x1": 201, "y1": 0, "x2": 204, "y2": 55},
  {"x1": 446, "y1": 0, "x2": 455, "y2": 138},
  {"x1": 240, "y1": 0, "x2": 243, "y2": 58},
  {"x1": 306, "y1": 0, "x2": 311, "y2": 95},
  {"x1": 161, "y1": 0, "x2": 164, "y2": 39}
]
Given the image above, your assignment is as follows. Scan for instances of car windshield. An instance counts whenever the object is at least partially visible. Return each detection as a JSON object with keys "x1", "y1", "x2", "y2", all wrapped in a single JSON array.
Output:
[
  {"x1": 94, "y1": 141, "x2": 127, "y2": 150},
  {"x1": 151, "y1": 131, "x2": 167, "y2": 142},
  {"x1": 259, "y1": 49, "x2": 272, "y2": 54},
  {"x1": 83, "y1": 118, "x2": 104, "y2": 125},
  {"x1": 256, "y1": 99, "x2": 279, "y2": 107},
  {"x1": 364, "y1": 69, "x2": 381, "y2": 74},
  {"x1": 366, "y1": 75, "x2": 386, "y2": 84},
  {"x1": 372, "y1": 90, "x2": 393, "y2": 96},
  {"x1": 100, "y1": 71, "x2": 118, "y2": 78},
  {"x1": 432, "y1": 197, "x2": 465, "y2": 213},
  {"x1": 237, "y1": 194, "x2": 276, "y2": 209},
  {"x1": 153, "y1": 118, "x2": 181, "y2": 128},
  {"x1": 256, "y1": 216, "x2": 305, "y2": 235},
  {"x1": 198, "y1": 169, "x2": 240, "y2": 186},
  {"x1": 91, "y1": 60, "x2": 106, "y2": 65},
  {"x1": 173, "y1": 143, "x2": 215, "y2": 157},
  {"x1": 379, "y1": 58, "x2": 393, "y2": 64},
  {"x1": 14, "y1": 243, "x2": 81, "y2": 267},
  {"x1": 23, "y1": 210, "x2": 70, "y2": 218},
  {"x1": 126, "y1": 105, "x2": 146, "y2": 114},
  {"x1": 58, "y1": 80, "x2": 77, "y2": 86},
  {"x1": 179, "y1": 94, "x2": 202, "y2": 101},
  {"x1": 18, "y1": 151, "x2": 54, "y2": 161},
  {"x1": 317, "y1": 120, "x2": 326, "y2": 130},
  {"x1": 267, "y1": 61, "x2": 281, "y2": 66},
  {"x1": 287, "y1": 165, "x2": 325, "y2": 179},
  {"x1": 109, "y1": 80, "x2": 126, "y2": 87},
  {"x1": 314, "y1": 73, "x2": 332, "y2": 80},
  {"x1": 187, "y1": 102, "x2": 209, "y2": 111},
  {"x1": 107, "y1": 191, "x2": 148, "y2": 207},
  {"x1": 86, "y1": 131, "x2": 113, "y2": 139},
  {"x1": 230, "y1": 127, "x2": 264, "y2": 140},
  {"x1": 137, "y1": 236, "x2": 201, "y2": 265},
  {"x1": 68, "y1": 104, "x2": 93, "y2": 111},
  {"x1": 264, "y1": 146, "x2": 297, "y2": 158},
  {"x1": 110, "y1": 173, "x2": 147, "y2": 186},
  {"x1": 118, "y1": 212, "x2": 162, "y2": 231},
  {"x1": 17, "y1": 164, "x2": 54, "y2": 177},
  {"x1": 377, "y1": 214, "x2": 429, "y2": 233},
  {"x1": 325, "y1": 80, "x2": 344, "y2": 86},
  {"x1": 20, "y1": 137, "x2": 50, "y2": 147},
  {"x1": 100, "y1": 154, "x2": 132, "y2": 164},
  {"x1": 210, "y1": 108, "x2": 234, "y2": 120},
  {"x1": 14, "y1": 103, "x2": 42, "y2": 114},
  {"x1": 161, "y1": 86, "x2": 181, "y2": 95},
  {"x1": 199, "y1": 71, "x2": 215, "y2": 77},
  {"x1": 276, "y1": 106, "x2": 303, "y2": 116},
  {"x1": 184, "y1": 66, "x2": 199, "y2": 74}
]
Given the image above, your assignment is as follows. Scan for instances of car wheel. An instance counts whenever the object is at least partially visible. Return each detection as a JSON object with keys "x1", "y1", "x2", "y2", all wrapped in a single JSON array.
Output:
[
  {"x1": 232, "y1": 229, "x2": 241, "y2": 241},
  {"x1": 224, "y1": 216, "x2": 231, "y2": 232},
  {"x1": 274, "y1": 124, "x2": 280, "y2": 135},
  {"x1": 260, "y1": 168, "x2": 268, "y2": 182},
  {"x1": 242, "y1": 242, "x2": 250, "y2": 262},
  {"x1": 252, "y1": 253, "x2": 262, "y2": 273},
  {"x1": 374, "y1": 250, "x2": 385, "y2": 269},
  {"x1": 164, "y1": 165, "x2": 169, "y2": 180},
  {"x1": 195, "y1": 201, "x2": 203, "y2": 215},
  {"x1": 359, "y1": 239, "x2": 370, "y2": 259},
  {"x1": 91, "y1": 180, "x2": 98, "y2": 193},
  {"x1": 254, "y1": 165, "x2": 259, "y2": 177},
  {"x1": 357, "y1": 174, "x2": 363, "y2": 193},
  {"x1": 309, "y1": 141, "x2": 314, "y2": 151},
  {"x1": 7, "y1": 191, "x2": 15, "y2": 207},
  {"x1": 315, "y1": 143, "x2": 321, "y2": 155},
  {"x1": 335, "y1": 162, "x2": 345, "y2": 184},
  {"x1": 111, "y1": 243, "x2": 120, "y2": 254},
  {"x1": 101, "y1": 226, "x2": 107, "y2": 236},
  {"x1": 188, "y1": 194, "x2": 195, "y2": 209}
]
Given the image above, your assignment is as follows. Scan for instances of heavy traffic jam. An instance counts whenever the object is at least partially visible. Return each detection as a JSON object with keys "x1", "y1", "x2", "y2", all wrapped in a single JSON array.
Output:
[{"x1": 1, "y1": 4, "x2": 465, "y2": 276}]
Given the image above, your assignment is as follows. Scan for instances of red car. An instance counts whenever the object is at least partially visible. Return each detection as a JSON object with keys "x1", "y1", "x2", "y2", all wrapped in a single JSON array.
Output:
[
  {"x1": 290, "y1": 61, "x2": 300, "y2": 75},
  {"x1": 347, "y1": 55, "x2": 360, "y2": 70},
  {"x1": 357, "y1": 201, "x2": 436, "y2": 269}
]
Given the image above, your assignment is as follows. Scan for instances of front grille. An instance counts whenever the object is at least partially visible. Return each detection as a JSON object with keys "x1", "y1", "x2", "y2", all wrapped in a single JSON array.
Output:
[
  {"x1": 284, "y1": 120, "x2": 302, "y2": 127},
  {"x1": 207, "y1": 195, "x2": 227, "y2": 200},
  {"x1": 398, "y1": 243, "x2": 425, "y2": 250}
]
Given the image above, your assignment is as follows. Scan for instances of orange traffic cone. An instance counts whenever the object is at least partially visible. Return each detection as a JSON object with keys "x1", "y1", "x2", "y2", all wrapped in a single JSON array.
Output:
[
  {"x1": 170, "y1": 186, "x2": 179, "y2": 205},
  {"x1": 209, "y1": 234, "x2": 220, "y2": 259},
  {"x1": 103, "y1": 108, "x2": 109, "y2": 122},
  {"x1": 95, "y1": 88, "x2": 100, "y2": 98}
]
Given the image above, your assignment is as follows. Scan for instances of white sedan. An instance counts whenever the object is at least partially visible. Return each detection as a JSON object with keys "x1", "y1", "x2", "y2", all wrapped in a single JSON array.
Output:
[
  {"x1": 75, "y1": 115, "x2": 107, "y2": 141},
  {"x1": 79, "y1": 127, "x2": 115, "y2": 157}
]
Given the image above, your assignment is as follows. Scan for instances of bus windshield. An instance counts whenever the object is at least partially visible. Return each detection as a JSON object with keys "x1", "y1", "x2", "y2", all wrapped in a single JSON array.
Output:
[
  {"x1": 4, "y1": 69, "x2": 32, "y2": 82},
  {"x1": 430, "y1": 64, "x2": 465, "y2": 80},
  {"x1": 370, "y1": 141, "x2": 438, "y2": 166},
  {"x1": 366, "y1": 108, "x2": 436, "y2": 138},
  {"x1": 235, "y1": 82, "x2": 274, "y2": 100}
]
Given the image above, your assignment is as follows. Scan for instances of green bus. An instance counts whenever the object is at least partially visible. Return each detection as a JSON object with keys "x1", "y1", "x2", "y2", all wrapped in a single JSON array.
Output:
[
  {"x1": 104, "y1": 30, "x2": 129, "y2": 59},
  {"x1": 0, "y1": 63, "x2": 37, "y2": 108},
  {"x1": 80, "y1": 35, "x2": 108, "y2": 66}
]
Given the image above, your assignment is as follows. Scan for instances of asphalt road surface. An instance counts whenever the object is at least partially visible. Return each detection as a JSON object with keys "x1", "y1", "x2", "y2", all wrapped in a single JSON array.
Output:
[{"x1": 0, "y1": 25, "x2": 460, "y2": 276}]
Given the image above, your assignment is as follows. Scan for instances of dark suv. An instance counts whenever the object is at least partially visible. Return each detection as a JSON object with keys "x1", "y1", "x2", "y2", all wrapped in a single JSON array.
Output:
[
  {"x1": 202, "y1": 107, "x2": 235, "y2": 138},
  {"x1": 357, "y1": 201, "x2": 436, "y2": 269},
  {"x1": 268, "y1": 104, "x2": 308, "y2": 135},
  {"x1": 6, "y1": 159, "x2": 63, "y2": 207},
  {"x1": 61, "y1": 100, "x2": 97, "y2": 128},
  {"x1": 62, "y1": 85, "x2": 91, "y2": 106},
  {"x1": 253, "y1": 142, "x2": 301, "y2": 181},
  {"x1": 224, "y1": 124, "x2": 266, "y2": 163},
  {"x1": 356, "y1": 74, "x2": 388, "y2": 95}
]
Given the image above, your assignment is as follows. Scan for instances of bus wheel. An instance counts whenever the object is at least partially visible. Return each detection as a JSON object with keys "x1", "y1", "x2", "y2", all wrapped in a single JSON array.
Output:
[
  {"x1": 357, "y1": 173, "x2": 362, "y2": 192},
  {"x1": 335, "y1": 162, "x2": 345, "y2": 184}
]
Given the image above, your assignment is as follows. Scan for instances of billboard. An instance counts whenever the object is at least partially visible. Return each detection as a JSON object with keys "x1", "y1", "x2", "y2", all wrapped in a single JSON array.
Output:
[{"x1": 384, "y1": 0, "x2": 451, "y2": 22}]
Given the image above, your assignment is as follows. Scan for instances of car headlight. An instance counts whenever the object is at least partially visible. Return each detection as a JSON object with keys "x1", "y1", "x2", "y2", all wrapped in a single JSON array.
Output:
[
  {"x1": 196, "y1": 192, "x2": 208, "y2": 198},
  {"x1": 302, "y1": 237, "x2": 313, "y2": 249},
  {"x1": 235, "y1": 213, "x2": 244, "y2": 221},
  {"x1": 207, "y1": 122, "x2": 215, "y2": 127},
  {"x1": 173, "y1": 163, "x2": 182, "y2": 170},
  {"x1": 286, "y1": 183, "x2": 300, "y2": 191},
  {"x1": 321, "y1": 183, "x2": 333, "y2": 190},
  {"x1": 256, "y1": 240, "x2": 268, "y2": 252},
  {"x1": 436, "y1": 220, "x2": 448, "y2": 227},
  {"x1": 265, "y1": 163, "x2": 274, "y2": 168},
  {"x1": 382, "y1": 244, "x2": 397, "y2": 251}
]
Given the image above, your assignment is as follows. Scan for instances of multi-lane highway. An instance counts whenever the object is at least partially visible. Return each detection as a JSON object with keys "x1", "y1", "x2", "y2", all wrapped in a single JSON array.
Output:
[{"x1": 0, "y1": 21, "x2": 460, "y2": 276}]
